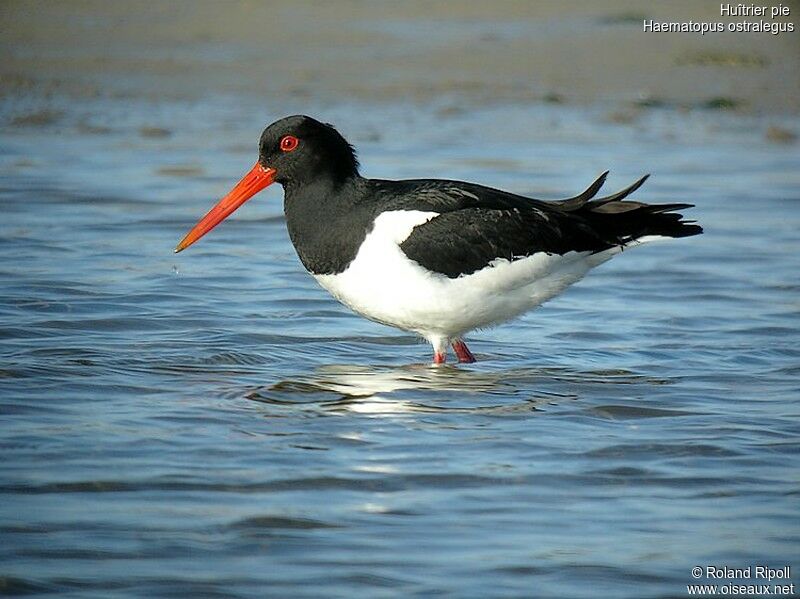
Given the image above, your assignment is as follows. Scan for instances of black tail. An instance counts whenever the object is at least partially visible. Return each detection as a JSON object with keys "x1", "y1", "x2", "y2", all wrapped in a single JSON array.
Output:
[{"x1": 554, "y1": 172, "x2": 703, "y2": 243}]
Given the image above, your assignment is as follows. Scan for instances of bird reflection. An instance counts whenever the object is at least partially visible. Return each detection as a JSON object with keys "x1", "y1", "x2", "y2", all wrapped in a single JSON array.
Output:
[{"x1": 242, "y1": 363, "x2": 658, "y2": 416}]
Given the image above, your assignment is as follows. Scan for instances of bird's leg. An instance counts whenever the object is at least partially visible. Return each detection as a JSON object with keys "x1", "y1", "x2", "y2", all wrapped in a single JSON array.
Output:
[
  {"x1": 430, "y1": 336, "x2": 447, "y2": 365},
  {"x1": 451, "y1": 339, "x2": 476, "y2": 363}
]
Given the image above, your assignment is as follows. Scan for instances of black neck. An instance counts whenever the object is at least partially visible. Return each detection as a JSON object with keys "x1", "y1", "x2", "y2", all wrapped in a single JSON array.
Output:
[{"x1": 283, "y1": 176, "x2": 376, "y2": 276}]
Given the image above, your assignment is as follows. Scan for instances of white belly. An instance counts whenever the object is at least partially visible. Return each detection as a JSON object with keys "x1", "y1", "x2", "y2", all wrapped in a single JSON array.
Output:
[{"x1": 314, "y1": 211, "x2": 621, "y2": 341}]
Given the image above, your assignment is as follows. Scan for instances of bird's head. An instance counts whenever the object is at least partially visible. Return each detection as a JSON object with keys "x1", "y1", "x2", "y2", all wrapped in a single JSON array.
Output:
[{"x1": 175, "y1": 115, "x2": 358, "y2": 253}]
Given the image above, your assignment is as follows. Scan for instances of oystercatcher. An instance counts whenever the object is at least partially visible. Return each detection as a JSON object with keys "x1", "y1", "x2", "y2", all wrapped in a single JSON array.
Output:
[{"x1": 176, "y1": 115, "x2": 701, "y2": 364}]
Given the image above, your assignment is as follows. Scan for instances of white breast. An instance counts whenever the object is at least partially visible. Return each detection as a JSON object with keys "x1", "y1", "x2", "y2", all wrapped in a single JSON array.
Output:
[{"x1": 314, "y1": 210, "x2": 621, "y2": 342}]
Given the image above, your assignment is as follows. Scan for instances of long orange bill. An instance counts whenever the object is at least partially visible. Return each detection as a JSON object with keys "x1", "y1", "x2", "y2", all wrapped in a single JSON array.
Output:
[{"x1": 175, "y1": 162, "x2": 276, "y2": 253}]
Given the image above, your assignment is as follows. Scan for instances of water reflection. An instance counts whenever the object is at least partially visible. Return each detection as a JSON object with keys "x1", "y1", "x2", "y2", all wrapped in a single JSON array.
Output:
[{"x1": 243, "y1": 363, "x2": 667, "y2": 416}]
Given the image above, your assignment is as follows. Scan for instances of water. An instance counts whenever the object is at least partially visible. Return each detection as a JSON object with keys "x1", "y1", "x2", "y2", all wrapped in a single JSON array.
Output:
[{"x1": 1, "y1": 93, "x2": 799, "y2": 598}]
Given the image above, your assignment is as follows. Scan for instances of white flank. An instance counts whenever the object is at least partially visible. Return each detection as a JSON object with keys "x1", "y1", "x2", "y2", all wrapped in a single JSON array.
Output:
[{"x1": 314, "y1": 210, "x2": 624, "y2": 347}]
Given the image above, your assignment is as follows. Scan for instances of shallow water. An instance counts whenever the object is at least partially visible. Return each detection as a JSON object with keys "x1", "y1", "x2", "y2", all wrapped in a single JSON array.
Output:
[{"x1": 1, "y1": 94, "x2": 799, "y2": 598}]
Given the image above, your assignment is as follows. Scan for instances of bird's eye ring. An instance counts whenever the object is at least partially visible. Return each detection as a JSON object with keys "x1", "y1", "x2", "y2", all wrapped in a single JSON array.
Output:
[{"x1": 280, "y1": 135, "x2": 299, "y2": 152}]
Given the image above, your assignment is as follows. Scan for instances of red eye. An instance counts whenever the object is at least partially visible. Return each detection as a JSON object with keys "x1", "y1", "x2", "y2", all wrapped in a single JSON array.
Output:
[{"x1": 280, "y1": 135, "x2": 299, "y2": 152}]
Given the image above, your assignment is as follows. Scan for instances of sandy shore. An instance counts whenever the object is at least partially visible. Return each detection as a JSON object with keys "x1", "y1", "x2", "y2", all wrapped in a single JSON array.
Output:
[{"x1": 1, "y1": 0, "x2": 798, "y2": 114}]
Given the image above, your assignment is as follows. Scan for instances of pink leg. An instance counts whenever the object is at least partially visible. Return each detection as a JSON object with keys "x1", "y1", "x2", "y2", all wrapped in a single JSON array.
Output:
[
  {"x1": 451, "y1": 339, "x2": 476, "y2": 363},
  {"x1": 430, "y1": 336, "x2": 447, "y2": 365}
]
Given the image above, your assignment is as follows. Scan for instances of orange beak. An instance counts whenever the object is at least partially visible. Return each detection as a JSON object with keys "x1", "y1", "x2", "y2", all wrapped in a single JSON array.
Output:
[{"x1": 175, "y1": 162, "x2": 276, "y2": 253}]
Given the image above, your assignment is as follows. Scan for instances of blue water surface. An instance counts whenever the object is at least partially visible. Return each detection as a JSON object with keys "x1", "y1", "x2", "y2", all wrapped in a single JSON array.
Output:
[{"x1": 1, "y1": 94, "x2": 799, "y2": 598}]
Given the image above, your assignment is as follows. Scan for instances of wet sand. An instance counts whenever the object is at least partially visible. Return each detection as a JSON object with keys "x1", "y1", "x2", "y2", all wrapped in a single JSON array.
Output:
[{"x1": 1, "y1": 0, "x2": 798, "y2": 113}]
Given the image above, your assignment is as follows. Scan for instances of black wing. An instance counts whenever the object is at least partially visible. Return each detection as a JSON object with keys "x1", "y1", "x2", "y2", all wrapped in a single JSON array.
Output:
[
  {"x1": 399, "y1": 207, "x2": 619, "y2": 278},
  {"x1": 372, "y1": 171, "x2": 621, "y2": 213},
  {"x1": 371, "y1": 174, "x2": 701, "y2": 278}
]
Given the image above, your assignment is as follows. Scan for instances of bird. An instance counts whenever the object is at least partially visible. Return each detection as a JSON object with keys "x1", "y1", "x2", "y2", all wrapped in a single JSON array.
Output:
[{"x1": 176, "y1": 115, "x2": 702, "y2": 365}]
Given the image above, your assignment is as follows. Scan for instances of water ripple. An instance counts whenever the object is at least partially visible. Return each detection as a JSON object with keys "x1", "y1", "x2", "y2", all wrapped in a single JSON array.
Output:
[{"x1": 1, "y1": 95, "x2": 798, "y2": 598}]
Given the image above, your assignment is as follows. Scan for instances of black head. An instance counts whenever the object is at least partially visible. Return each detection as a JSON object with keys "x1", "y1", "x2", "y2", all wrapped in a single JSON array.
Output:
[
  {"x1": 258, "y1": 115, "x2": 359, "y2": 189},
  {"x1": 175, "y1": 115, "x2": 359, "y2": 253}
]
